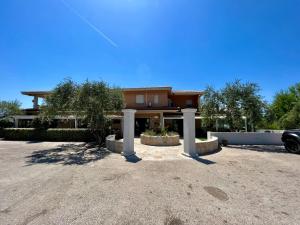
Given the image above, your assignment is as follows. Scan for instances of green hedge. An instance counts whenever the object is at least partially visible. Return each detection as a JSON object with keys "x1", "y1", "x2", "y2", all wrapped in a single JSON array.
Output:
[
  {"x1": 3, "y1": 128, "x2": 95, "y2": 142},
  {"x1": 0, "y1": 129, "x2": 4, "y2": 138}
]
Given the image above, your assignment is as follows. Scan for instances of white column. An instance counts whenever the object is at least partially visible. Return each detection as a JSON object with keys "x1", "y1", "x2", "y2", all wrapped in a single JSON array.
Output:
[
  {"x1": 244, "y1": 117, "x2": 248, "y2": 132},
  {"x1": 160, "y1": 112, "x2": 164, "y2": 128},
  {"x1": 122, "y1": 109, "x2": 136, "y2": 157},
  {"x1": 182, "y1": 108, "x2": 197, "y2": 158},
  {"x1": 33, "y1": 96, "x2": 38, "y2": 109},
  {"x1": 74, "y1": 118, "x2": 78, "y2": 128},
  {"x1": 14, "y1": 117, "x2": 18, "y2": 128}
]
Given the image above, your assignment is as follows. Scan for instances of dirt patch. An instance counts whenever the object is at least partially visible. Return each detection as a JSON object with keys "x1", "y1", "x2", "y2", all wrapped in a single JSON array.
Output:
[
  {"x1": 102, "y1": 173, "x2": 126, "y2": 181},
  {"x1": 203, "y1": 186, "x2": 229, "y2": 201},
  {"x1": 21, "y1": 209, "x2": 48, "y2": 225},
  {"x1": 164, "y1": 213, "x2": 184, "y2": 225},
  {"x1": 0, "y1": 208, "x2": 11, "y2": 214}
]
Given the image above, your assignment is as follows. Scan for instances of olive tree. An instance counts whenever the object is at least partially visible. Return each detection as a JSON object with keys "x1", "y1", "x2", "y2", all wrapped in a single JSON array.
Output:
[
  {"x1": 43, "y1": 79, "x2": 123, "y2": 144},
  {"x1": 200, "y1": 86, "x2": 223, "y2": 130},
  {"x1": 0, "y1": 100, "x2": 22, "y2": 118},
  {"x1": 201, "y1": 80, "x2": 265, "y2": 131},
  {"x1": 269, "y1": 83, "x2": 300, "y2": 129}
]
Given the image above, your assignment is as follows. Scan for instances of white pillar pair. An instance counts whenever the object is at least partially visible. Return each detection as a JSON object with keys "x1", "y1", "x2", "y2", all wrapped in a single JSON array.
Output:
[{"x1": 122, "y1": 108, "x2": 198, "y2": 158}]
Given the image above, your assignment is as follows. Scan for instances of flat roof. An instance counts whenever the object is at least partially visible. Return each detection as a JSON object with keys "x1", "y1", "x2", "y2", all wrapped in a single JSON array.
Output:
[
  {"x1": 21, "y1": 91, "x2": 52, "y2": 97},
  {"x1": 21, "y1": 87, "x2": 205, "y2": 96},
  {"x1": 172, "y1": 90, "x2": 205, "y2": 95},
  {"x1": 122, "y1": 86, "x2": 172, "y2": 92}
]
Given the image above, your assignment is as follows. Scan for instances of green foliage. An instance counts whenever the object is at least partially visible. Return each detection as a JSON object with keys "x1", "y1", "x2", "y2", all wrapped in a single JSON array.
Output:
[
  {"x1": 279, "y1": 101, "x2": 300, "y2": 129},
  {"x1": 200, "y1": 80, "x2": 265, "y2": 131},
  {"x1": 200, "y1": 86, "x2": 222, "y2": 130},
  {"x1": 43, "y1": 79, "x2": 123, "y2": 144},
  {"x1": 143, "y1": 128, "x2": 178, "y2": 136},
  {"x1": 42, "y1": 79, "x2": 78, "y2": 116},
  {"x1": 31, "y1": 117, "x2": 51, "y2": 130},
  {"x1": 0, "y1": 100, "x2": 22, "y2": 117},
  {"x1": 0, "y1": 118, "x2": 14, "y2": 128},
  {"x1": 3, "y1": 128, "x2": 94, "y2": 142},
  {"x1": 268, "y1": 83, "x2": 300, "y2": 129}
]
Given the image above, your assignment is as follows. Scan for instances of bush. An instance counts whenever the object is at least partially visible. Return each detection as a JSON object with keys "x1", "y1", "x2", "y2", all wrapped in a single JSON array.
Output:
[
  {"x1": 31, "y1": 117, "x2": 51, "y2": 130},
  {"x1": 3, "y1": 128, "x2": 95, "y2": 142},
  {"x1": 143, "y1": 129, "x2": 179, "y2": 137},
  {"x1": 0, "y1": 118, "x2": 14, "y2": 128},
  {"x1": 0, "y1": 118, "x2": 14, "y2": 138}
]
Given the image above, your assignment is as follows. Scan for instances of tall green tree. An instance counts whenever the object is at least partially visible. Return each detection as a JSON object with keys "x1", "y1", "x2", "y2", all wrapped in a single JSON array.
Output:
[
  {"x1": 221, "y1": 80, "x2": 244, "y2": 131},
  {"x1": 240, "y1": 82, "x2": 266, "y2": 131},
  {"x1": 43, "y1": 79, "x2": 123, "y2": 144},
  {"x1": 200, "y1": 80, "x2": 265, "y2": 131},
  {"x1": 269, "y1": 83, "x2": 300, "y2": 129},
  {"x1": 0, "y1": 100, "x2": 22, "y2": 118},
  {"x1": 200, "y1": 86, "x2": 222, "y2": 130}
]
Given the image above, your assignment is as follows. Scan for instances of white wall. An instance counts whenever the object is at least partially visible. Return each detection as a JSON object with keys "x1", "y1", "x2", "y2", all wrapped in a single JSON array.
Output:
[{"x1": 208, "y1": 132, "x2": 283, "y2": 145}]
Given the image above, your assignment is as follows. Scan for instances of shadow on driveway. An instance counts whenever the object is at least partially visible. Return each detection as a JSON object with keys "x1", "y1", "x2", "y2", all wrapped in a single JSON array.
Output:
[{"x1": 25, "y1": 143, "x2": 111, "y2": 166}]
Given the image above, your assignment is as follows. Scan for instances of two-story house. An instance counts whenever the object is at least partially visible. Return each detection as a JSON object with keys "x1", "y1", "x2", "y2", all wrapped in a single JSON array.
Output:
[
  {"x1": 17, "y1": 86, "x2": 204, "y2": 135},
  {"x1": 123, "y1": 86, "x2": 204, "y2": 135}
]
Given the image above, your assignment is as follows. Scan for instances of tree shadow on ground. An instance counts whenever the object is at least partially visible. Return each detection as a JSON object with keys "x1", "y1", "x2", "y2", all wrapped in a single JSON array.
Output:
[
  {"x1": 25, "y1": 143, "x2": 111, "y2": 166},
  {"x1": 227, "y1": 145, "x2": 289, "y2": 154}
]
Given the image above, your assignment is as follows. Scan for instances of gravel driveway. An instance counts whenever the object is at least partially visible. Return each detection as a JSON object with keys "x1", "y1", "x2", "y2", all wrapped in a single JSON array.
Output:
[{"x1": 0, "y1": 140, "x2": 299, "y2": 225}]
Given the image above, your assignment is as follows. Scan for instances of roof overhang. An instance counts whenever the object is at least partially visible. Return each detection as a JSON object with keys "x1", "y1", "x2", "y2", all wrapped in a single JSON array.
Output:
[
  {"x1": 172, "y1": 90, "x2": 205, "y2": 96},
  {"x1": 21, "y1": 91, "x2": 51, "y2": 98},
  {"x1": 122, "y1": 87, "x2": 172, "y2": 92}
]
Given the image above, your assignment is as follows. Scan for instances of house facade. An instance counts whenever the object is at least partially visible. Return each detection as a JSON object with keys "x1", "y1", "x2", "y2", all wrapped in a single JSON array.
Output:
[
  {"x1": 16, "y1": 87, "x2": 204, "y2": 135},
  {"x1": 122, "y1": 87, "x2": 204, "y2": 135}
]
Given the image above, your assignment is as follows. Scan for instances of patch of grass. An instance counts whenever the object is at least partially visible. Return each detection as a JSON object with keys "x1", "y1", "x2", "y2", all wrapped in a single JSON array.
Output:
[{"x1": 197, "y1": 137, "x2": 207, "y2": 141}]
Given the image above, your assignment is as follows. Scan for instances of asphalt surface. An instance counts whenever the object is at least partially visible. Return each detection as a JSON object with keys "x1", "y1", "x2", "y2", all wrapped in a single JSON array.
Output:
[{"x1": 0, "y1": 141, "x2": 299, "y2": 225}]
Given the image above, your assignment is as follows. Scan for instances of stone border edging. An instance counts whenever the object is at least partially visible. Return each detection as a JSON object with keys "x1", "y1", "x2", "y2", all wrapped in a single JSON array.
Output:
[
  {"x1": 106, "y1": 135, "x2": 123, "y2": 153},
  {"x1": 140, "y1": 134, "x2": 180, "y2": 146},
  {"x1": 195, "y1": 136, "x2": 219, "y2": 155}
]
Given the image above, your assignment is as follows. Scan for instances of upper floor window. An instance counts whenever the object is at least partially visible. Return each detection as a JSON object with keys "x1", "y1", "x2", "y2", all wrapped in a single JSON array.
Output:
[
  {"x1": 154, "y1": 95, "x2": 159, "y2": 104},
  {"x1": 136, "y1": 95, "x2": 144, "y2": 104},
  {"x1": 186, "y1": 99, "x2": 193, "y2": 107}
]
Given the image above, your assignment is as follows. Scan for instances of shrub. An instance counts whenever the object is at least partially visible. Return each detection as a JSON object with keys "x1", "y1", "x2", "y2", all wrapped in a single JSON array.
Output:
[
  {"x1": 144, "y1": 129, "x2": 157, "y2": 136},
  {"x1": 3, "y1": 128, "x2": 95, "y2": 142},
  {"x1": 31, "y1": 117, "x2": 51, "y2": 130},
  {"x1": 143, "y1": 129, "x2": 179, "y2": 137},
  {"x1": 0, "y1": 118, "x2": 14, "y2": 138},
  {"x1": 0, "y1": 118, "x2": 14, "y2": 128}
]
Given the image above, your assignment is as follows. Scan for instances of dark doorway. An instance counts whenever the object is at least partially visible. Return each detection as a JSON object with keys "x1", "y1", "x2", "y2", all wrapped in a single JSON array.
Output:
[
  {"x1": 164, "y1": 119, "x2": 183, "y2": 137},
  {"x1": 135, "y1": 118, "x2": 150, "y2": 136}
]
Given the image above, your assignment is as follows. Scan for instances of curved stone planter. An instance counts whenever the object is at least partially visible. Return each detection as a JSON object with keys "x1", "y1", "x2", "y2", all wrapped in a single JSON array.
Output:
[
  {"x1": 106, "y1": 135, "x2": 123, "y2": 154},
  {"x1": 140, "y1": 134, "x2": 180, "y2": 146},
  {"x1": 195, "y1": 136, "x2": 219, "y2": 155}
]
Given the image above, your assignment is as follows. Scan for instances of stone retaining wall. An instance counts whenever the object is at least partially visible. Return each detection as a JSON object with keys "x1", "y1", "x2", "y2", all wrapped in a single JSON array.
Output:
[
  {"x1": 140, "y1": 134, "x2": 180, "y2": 146},
  {"x1": 106, "y1": 135, "x2": 123, "y2": 153},
  {"x1": 195, "y1": 136, "x2": 219, "y2": 155}
]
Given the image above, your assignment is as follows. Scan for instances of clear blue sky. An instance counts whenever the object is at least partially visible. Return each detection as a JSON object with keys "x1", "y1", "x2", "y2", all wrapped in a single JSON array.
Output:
[{"x1": 0, "y1": 0, "x2": 299, "y2": 108}]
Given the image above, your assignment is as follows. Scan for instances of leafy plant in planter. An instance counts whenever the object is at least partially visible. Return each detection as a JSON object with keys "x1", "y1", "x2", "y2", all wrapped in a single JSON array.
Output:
[{"x1": 143, "y1": 128, "x2": 178, "y2": 137}]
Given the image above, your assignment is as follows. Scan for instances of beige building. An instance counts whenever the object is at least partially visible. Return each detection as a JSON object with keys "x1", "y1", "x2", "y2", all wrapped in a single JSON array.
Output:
[{"x1": 17, "y1": 87, "x2": 204, "y2": 135}]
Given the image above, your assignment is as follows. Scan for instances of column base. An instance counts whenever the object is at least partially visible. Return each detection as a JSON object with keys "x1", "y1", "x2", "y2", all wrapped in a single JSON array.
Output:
[
  {"x1": 181, "y1": 152, "x2": 199, "y2": 159},
  {"x1": 121, "y1": 151, "x2": 136, "y2": 157}
]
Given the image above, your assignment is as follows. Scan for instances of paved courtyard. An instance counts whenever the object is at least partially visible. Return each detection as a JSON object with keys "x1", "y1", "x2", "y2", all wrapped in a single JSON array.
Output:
[{"x1": 0, "y1": 140, "x2": 299, "y2": 225}]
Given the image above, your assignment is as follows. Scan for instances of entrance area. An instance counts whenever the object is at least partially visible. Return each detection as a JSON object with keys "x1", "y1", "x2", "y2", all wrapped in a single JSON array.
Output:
[
  {"x1": 135, "y1": 118, "x2": 150, "y2": 136},
  {"x1": 164, "y1": 119, "x2": 183, "y2": 136},
  {"x1": 134, "y1": 138, "x2": 184, "y2": 160}
]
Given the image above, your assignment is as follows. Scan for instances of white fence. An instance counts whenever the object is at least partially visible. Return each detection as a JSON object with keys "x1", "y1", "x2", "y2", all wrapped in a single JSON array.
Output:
[{"x1": 208, "y1": 132, "x2": 283, "y2": 145}]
